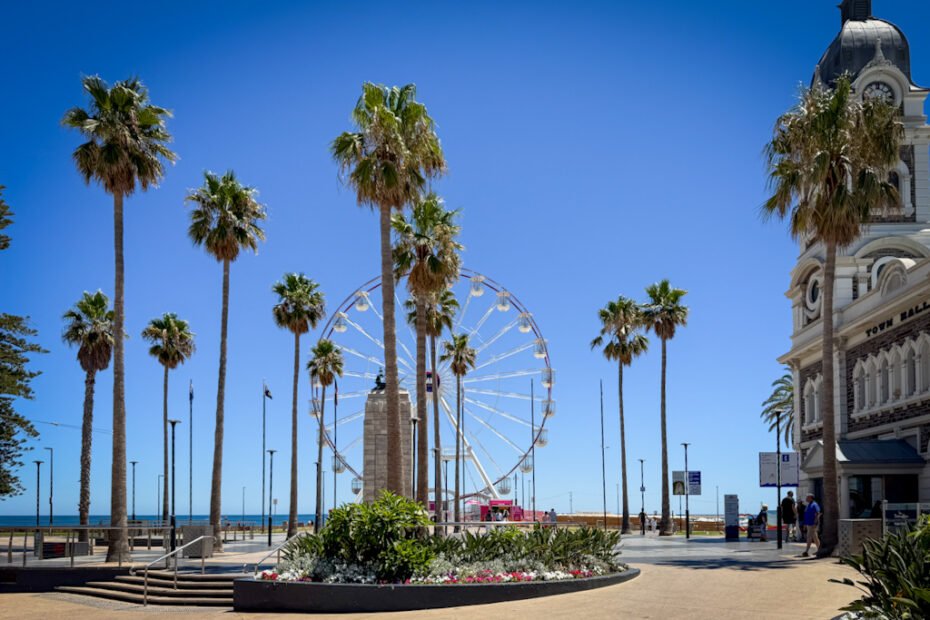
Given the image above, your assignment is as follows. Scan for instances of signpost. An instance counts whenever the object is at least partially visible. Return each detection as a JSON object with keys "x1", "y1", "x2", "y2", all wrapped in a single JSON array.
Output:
[
  {"x1": 672, "y1": 471, "x2": 701, "y2": 495},
  {"x1": 759, "y1": 452, "x2": 799, "y2": 487},
  {"x1": 724, "y1": 494, "x2": 739, "y2": 541}
]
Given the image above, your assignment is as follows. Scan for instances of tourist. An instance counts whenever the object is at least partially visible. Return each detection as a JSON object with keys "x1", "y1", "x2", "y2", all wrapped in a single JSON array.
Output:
[
  {"x1": 549, "y1": 508, "x2": 557, "y2": 524},
  {"x1": 781, "y1": 491, "x2": 797, "y2": 541},
  {"x1": 802, "y1": 494, "x2": 821, "y2": 557},
  {"x1": 796, "y1": 496, "x2": 806, "y2": 542},
  {"x1": 757, "y1": 504, "x2": 769, "y2": 541},
  {"x1": 639, "y1": 509, "x2": 647, "y2": 535}
]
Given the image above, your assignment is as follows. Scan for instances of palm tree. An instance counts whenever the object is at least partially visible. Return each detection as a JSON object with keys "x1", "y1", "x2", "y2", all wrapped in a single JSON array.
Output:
[
  {"x1": 440, "y1": 333, "x2": 476, "y2": 529},
  {"x1": 642, "y1": 280, "x2": 689, "y2": 537},
  {"x1": 331, "y1": 83, "x2": 446, "y2": 495},
  {"x1": 393, "y1": 194, "x2": 462, "y2": 506},
  {"x1": 307, "y1": 339, "x2": 344, "y2": 532},
  {"x1": 187, "y1": 170, "x2": 266, "y2": 547},
  {"x1": 763, "y1": 76, "x2": 901, "y2": 555},
  {"x1": 272, "y1": 273, "x2": 326, "y2": 538},
  {"x1": 406, "y1": 289, "x2": 459, "y2": 529},
  {"x1": 62, "y1": 291, "x2": 114, "y2": 542},
  {"x1": 761, "y1": 371, "x2": 794, "y2": 450},
  {"x1": 591, "y1": 296, "x2": 648, "y2": 535},
  {"x1": 63, "y1": 76, "x2": 176, "y2": 560},
  {"x1": 141, "y1": 313, "x2": 196, "y2": 522}
]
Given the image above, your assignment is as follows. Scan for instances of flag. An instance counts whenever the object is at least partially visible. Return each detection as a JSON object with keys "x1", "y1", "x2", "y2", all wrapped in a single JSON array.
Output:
[
  {"x1": 264, "y1": 384, "x2": 273, "y2": 400},
  {"x1": 189, "y1": 380, "x2": 194, "y2": 403}
]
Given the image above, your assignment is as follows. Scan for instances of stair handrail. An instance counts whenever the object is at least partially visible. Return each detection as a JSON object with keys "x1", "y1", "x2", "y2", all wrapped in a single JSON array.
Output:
[
  {"x1": 131, "y1": 535, "x2": 214, "y2": 606},
  {"x1": 245, "y1": 531, "x2": 304, "y2": 575}
]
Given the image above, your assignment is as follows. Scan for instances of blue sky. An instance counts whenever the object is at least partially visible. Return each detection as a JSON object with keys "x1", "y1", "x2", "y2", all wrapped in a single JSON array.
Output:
[{"x1": 3, "y1": 0, "x2": 930, "y2": 520}]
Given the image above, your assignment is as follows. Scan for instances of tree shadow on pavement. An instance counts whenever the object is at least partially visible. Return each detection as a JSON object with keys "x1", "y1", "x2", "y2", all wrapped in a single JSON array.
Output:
[{"x1": 650, "y1": 557, "x2": 804, "y2": 571}]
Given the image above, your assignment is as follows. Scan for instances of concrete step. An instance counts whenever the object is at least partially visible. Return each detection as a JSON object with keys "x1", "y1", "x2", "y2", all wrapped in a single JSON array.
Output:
[
  {"x1": 144, "y1": 569, "x2": 245, "y2": 582},
  {"x1": 57, "y1": 585, "x2": 231, "y2": 606},
  {"x1": 115, "y1": 575, "x2": 235, "y2": 589},
  {"x1": 84, "y1": 580, "x2": 231, "y2": 598}
]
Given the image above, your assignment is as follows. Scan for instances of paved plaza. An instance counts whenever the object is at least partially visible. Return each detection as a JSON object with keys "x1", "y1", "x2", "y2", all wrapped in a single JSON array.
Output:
[{"x1": 0, "y1": 534, "x2": 860, "y2": 619}]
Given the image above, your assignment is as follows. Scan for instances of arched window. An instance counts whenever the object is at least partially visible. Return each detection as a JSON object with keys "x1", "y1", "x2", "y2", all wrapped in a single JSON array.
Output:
[
  {"x1": 854, "y1": 362, "x2": 866, "y2": 411},
  {"x1": 880, "y1": 357, "x2": 890, "y2": 404},
  {"x1": 867, "y1": 358, "x2": 879, "y2": 407},
  {"x1": 906, "y1": 346, "x2": 917, "y2": 397},
  {"x1": 814, "y1": 377, "x2": 823, "y2": 422},
  {"x1": 890, "y1": 350, "x2": 902, "y2": 401},
  {"x1": 921, "y1": 337, "x2": 930, "y2": 392},
  {"x1": 804, "y1": 380, "x2": 816, "y2": 425}
]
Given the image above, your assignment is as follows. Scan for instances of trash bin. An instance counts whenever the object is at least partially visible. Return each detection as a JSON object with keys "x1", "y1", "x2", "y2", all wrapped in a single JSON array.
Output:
[{"x1": 181, "y1": 525, "x2": 214, "y2": 558}]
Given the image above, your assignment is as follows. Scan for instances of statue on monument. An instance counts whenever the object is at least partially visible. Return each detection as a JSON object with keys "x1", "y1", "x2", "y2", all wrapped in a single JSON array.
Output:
[{"x1": 373, "y1": 368, "x2": 386, "y2": 391}]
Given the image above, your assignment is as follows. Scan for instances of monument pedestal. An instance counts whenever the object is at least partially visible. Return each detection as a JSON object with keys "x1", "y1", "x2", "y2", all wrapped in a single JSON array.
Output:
[{"x1": 362, "y1": 389, "x2": 413, "y2": 502}]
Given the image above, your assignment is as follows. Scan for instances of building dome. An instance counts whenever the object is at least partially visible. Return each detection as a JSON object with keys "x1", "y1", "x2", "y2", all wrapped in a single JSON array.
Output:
[{"x1": 814, "y1": 10, "x2": 911, "y2": 86}]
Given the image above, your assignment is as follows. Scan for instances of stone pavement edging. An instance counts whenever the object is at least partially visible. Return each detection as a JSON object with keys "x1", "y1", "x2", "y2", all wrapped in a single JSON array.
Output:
[{"x1": 233, "y1": 568, "x2": 641, "y2": 612}]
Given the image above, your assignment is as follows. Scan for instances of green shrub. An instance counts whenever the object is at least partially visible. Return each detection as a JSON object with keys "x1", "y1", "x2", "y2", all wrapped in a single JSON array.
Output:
[{"x1": 831, "y1": 517, "x2": 930, "y2": 619}]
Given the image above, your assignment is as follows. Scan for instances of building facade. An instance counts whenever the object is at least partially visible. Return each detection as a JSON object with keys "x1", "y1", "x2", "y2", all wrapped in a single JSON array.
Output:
[{"x1": 779, "y1": 0, "x2": 930, "y2": 518}]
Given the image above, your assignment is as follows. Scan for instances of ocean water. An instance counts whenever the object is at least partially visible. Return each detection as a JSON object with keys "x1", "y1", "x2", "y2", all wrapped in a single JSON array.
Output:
[{"x1": 0, "y1": 514, "x2": 316, "y2": 527}]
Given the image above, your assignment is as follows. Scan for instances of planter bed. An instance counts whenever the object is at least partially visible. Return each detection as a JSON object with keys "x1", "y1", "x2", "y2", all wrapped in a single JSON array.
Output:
[{"x1": 233, "y1": 568, "x2": 640, "y2": 612}]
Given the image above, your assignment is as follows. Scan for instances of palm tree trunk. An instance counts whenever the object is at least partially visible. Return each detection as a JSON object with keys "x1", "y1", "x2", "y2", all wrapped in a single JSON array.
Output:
[
  {"x1": 162, "y1": 365, "x2": 169, "y2": 523},
  {"x1": 454, "y1": 377, "x2": 461, "y2": 530},
  {"x1": 287, "y1": 331, "x2": 300, "y2": 538},
  {"x1": 659, "y1": 338, "x2": 671, "y2": 536},
  {"x1": 818, "y1": 240, "x2": 839, "y2": 556},
  {"x1": 431, "y1": 336, "x2": 443, "y2": 535},
  {"x1": 106, "y1": 191, "x2": 129, "y2": 562},
  {"x1": 78, "y1": 369, "x2": 96, "y2": 543},
  {"x1": 378, "y1": 205, "x2": 402, "y2": 494},
  {"x1": 315, "y1": 385, "x2": 326, "y2": 533},
  {"x1": 209, "y1": 258, "x2": 230, "y2": 551},
  {"x1": 619, "y1": 363, "x2": 631, "y2": 535},
  {"x1": 415, "y1": 299, "x2": 428, "y2": 506}
]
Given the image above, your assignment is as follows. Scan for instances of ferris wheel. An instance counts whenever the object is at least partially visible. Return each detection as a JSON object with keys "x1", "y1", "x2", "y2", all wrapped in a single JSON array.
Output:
[{"x1": 314, "y1": 268, "x2": 554, "y2": 502}]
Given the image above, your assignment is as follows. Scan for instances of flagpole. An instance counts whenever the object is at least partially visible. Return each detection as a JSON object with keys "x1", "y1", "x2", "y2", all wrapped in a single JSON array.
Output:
[
  {"x1": 333, "y1": 379, "x2": 338, "y2": 510},
  {"x1": 262, "y1": 380, "x2": 267, "y2": 533},
  {"x1": 189, "y1": 380, "x2": 193, "y2": 524}
]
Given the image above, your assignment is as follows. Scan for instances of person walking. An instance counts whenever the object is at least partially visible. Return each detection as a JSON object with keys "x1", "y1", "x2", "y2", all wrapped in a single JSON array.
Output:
[
  {"x1": 796, "y1": 496, "x2": 807, "y2": 542},
  {"x1": 781, "y1": 491, "x2": 797, "y2": 542},
  {"x1": 802, "y1": 494, "x2": 821, "y2": 557},
  {"x1": 757, "y1": 504, "x2": 769, "y2": 541}
]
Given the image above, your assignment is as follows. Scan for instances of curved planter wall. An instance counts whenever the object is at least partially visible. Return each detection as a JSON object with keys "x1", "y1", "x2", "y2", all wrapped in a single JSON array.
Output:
[{"x1": 233, "y1": 569, "x2": 640, "y2": 613}]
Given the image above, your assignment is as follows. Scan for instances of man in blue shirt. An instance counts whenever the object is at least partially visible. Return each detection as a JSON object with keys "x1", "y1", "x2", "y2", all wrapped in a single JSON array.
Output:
[{"x1": 802, "y1": 493, "x2": 821, "y2": 557}]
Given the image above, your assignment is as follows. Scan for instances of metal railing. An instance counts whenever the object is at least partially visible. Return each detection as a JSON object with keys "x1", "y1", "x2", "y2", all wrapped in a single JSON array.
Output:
[
  {"x1": 131, "y1": 535, "x2": 214, "y2": 606},
  {"x1": 245, "y1": 532, "x2": 303, "y2": 574}
]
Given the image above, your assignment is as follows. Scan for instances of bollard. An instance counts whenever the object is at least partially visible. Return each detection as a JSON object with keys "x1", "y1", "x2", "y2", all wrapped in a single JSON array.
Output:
[
  {"x1": 22, "y1": 531, "x2": 27, "y2": 566},
  {"x1": 147, "y1": 530, "x2": 152, "y2": 550},
  {"x1": 7, "y1": 531, "x2": 12, "y2": 564}
]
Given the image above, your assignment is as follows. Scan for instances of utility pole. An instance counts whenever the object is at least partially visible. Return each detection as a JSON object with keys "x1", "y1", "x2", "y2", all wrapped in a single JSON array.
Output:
[
  {"x1": 242, "y1": 486, "x2": 246, "y2": 525},
  {"x1": 130, "y1": 460, "x2": 138, "y2": 522},
  {"x1": 267, "y1": 449, "x2": 276, "y2": 547},
  {"x1": 530, "y1": 379, "x2": 537, "y2": 521},
  {"x1": 776, "y1": 411, "x2": 783, "y2": 550},
  {"x1": 682, "y1": 442, "x2": 690, "y2": 539},
  {"x1": 599, "y1": 380, "x2": 607, "y2": 530},
  {"x1": 169, "y1": 419, "x2": 181, "y2": 552},
  {"x1": 262, "y1": 382, "x2": 270, "y2": 533},
  {"x1": 569, "y1": 491, "x2": 573, "y2": 514},
  {"x1": 639, "y1": 458, "x2": 646, "y2": 535},
  {"x1": 33, "y1": 460, "x2": 43, "y2": 527},
  {"x1": 189, "y1": 380, "x2": 193, "y2": 525},
  {"x1": 44, "y1": 447, "x2": 53, "y2": 526}
]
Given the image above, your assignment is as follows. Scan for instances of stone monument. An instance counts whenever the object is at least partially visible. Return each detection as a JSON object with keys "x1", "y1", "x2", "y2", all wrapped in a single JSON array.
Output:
[{"x1": 362, "y1": 371, "x2": 413, "y2": 502}]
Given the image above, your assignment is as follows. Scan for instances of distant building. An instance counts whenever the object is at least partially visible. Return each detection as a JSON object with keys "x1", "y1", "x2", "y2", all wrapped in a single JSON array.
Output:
[{"x1": 779, "y1": 0, "x2": 930, "y2": 517}]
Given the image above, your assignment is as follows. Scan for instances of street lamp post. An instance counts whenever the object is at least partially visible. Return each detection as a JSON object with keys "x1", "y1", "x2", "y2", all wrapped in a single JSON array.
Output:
[
  {"x1": 44, "y1": 447, "x2": 53, "y2": 526},
  {"x1": 262, "y1": 382, "x2": 271, "y2": 533},
  {"x1": 130, "y1": 460, "x2": 138, "y2": 522},
  {"x1": 639, "y1": 459, "x2": 645, "y2": 535},
  {"x1": 411, "y1": 414, "x2": 418, "y2": 498},
  {"x1": 682, "y1": 443, "x2": 691, "y2": 539},
  {"x1": 776, "y1": 411, "x2": 783, "y2": 550},
  {"x1": 599, "y1": 380, "x2": 607, "y2": 530},
  {"x1": 242, "y1": 486, "x2": 246, "y2": 525},
  {"x1": 530, "y1": 379, "x2": 537, "y2": 522},
  {"x1": 33, "y1": 460, "x2": 43, "y2": 527},
  {"x1": 189, "y1": 380, "x2": 193, "y2": 525},
  {"x1": 267, "y1": 449, "x2": 276, "y2": 547},
  {"x1": 168, "y1": 419, "x2": 181, "y2": 552}
]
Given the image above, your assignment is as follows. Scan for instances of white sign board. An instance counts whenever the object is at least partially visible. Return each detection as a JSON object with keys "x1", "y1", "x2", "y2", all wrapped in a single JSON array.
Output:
[
  {"x1": 759, "y1": 452, "x2": 799, "y2": 487},
  {"x1": 672, "y1": 471, "x2": 702, "y2": 495}
]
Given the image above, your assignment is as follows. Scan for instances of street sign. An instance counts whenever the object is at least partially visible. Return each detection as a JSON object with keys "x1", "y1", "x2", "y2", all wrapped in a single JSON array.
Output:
[
  {"x1": 672, "y1": 471, "x2": 702, "y2": 495},
  {"x1": 759, "y1": 452, "x2": 799, "y2": 487}
]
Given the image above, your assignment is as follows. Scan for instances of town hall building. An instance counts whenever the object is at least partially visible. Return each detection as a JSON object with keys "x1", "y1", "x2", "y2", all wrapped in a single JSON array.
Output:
[{"x1": 779, "y1": 0, "x2": 930, "y2": 518}]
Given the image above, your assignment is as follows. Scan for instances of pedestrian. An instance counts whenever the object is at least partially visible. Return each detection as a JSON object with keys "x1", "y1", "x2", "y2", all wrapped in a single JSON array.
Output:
[
  {"x1": 549, "y1": 507, "x2": 558, "y2": 524},
  {"x1": 781, "y1": 491, "x2": 797, "y2": 541},
  {"x1": 757, "y1": 504, "x2": 769, "y2": 541},
  {"x1": 639, "y1": 509, "x2": 647, "y2": 535},
  {"x1": 802, "y1": 494, "x2": 821, "y2": 557},
  {"x1": 796, "y1": 496, "x2": 806, "y2": 542}
]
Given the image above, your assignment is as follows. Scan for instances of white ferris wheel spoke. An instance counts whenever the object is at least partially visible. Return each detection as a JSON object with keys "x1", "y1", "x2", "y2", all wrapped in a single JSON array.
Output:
[
  {"x1": 343, "y1": 370, "x2": 377, "y2": 380},
  {"x1": 395, "y1": 291, "x2": 417, "y2": 343},
  {"x1": 337, "y1": 344, "x2": 382, "y2": 366},
  {"x1": 325, "y1": 410, "x2": 364, "y2": 431},
  {"x1": 337, "y1": 435, "x2": 362, "y2": 453},
  {"x1": 344, "y1": 315, "x2": 384, "y2": 349},
  {"x1": 463, "y1": 369, "x2": 541, "y2": 384},
  {"x1": 467, "y1": 429, "x2": 505, "y2": 480},
  {"x1": 438, "y1": 396, "x2": 499, "y2": 499},
  {"x1": 475, "y1": 318, "x2": 519, "y2": 354},
  {"x1": 472, "y1": 341, "x2": 536, "y2": 372},
  {"x1": 464, "y1": 406, "x2": 525, "y2": 454},
  {"x1": 454, "y1": 290, "x2": 473, "y2": 333},
  {"x1": 464, "y1": 396, "x2": 531, "y2": 428},
  {"x1": 466, "y1": 300, "x2": 497, "y2": 338},
  {"x1": 467, "y1": 387, "x2": 542, "y2": 402}
]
